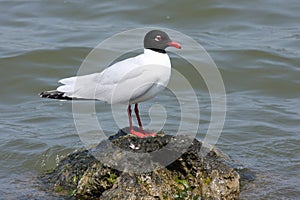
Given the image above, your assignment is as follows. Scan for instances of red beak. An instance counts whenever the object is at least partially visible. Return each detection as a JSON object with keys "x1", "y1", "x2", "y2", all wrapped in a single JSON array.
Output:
[{"x1": 167, "y1": 41, "x2": 182, "y2": 49}]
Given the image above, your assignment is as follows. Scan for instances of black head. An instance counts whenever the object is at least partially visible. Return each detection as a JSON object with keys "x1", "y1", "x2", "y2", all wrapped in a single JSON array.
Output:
[{"x1": 143, "y1": 30, "x2": 181, "y2": 53}]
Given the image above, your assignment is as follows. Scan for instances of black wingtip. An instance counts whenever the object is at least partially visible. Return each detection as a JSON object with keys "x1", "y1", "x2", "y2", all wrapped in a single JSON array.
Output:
[{"x1": 39, "y1": 90, "x2": 72, "y2": 100}]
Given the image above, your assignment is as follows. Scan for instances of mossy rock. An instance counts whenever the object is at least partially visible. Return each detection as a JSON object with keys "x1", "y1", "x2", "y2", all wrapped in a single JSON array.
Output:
[{"x1": 41, "y1": 129, "x2": 240, "y2": 199}]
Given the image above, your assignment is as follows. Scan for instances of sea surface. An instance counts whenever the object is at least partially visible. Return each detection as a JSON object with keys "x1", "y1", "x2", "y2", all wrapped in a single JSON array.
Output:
[{"x1": 1, "y1": 0, "x2": 300, "y2": 199}]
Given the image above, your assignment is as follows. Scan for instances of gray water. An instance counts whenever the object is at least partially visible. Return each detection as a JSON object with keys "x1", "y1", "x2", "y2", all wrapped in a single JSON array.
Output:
[{"x1": 1, "y1": 0, "x2": 300, "y2": 199}]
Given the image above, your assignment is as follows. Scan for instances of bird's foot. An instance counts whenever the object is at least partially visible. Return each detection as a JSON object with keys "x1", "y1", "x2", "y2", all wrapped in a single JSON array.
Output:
[{"x1": 130, "y1": 129, "x2": 157, "y2": 138}]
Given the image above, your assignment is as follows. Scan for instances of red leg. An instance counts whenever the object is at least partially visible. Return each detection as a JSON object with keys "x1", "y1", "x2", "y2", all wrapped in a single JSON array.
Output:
[
  {"x1": 127, "y1": 105, "x2": 146, "y2": 138},
  {"x1": 127, "y1": 105, "x2": 133, "y2": 131},
  {"x1": 134, "y1": 104, "x2": 156, "y2": 136},
  {"x1": 127, "y1": 104, "x2": 156, "y2": 138},
  {"x1": 134, "y1": 104, "x2": 143, "y2": 131}
]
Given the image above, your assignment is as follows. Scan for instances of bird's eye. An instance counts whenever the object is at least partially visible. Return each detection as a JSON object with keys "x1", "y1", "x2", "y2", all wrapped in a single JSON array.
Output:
[{"x1": 155, "y1": 35, "x2": 162, "y2": 41}]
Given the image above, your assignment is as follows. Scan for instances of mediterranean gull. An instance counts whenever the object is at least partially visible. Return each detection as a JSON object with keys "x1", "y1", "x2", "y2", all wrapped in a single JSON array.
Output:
[{"x1": 40, "y1": 30, "x2": 181, "y2": 138}]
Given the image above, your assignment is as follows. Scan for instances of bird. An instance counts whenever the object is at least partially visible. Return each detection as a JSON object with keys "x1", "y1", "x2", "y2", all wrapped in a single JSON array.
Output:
[{"x1": 40, "y1": 30, "x2": 181, "y2": 138}]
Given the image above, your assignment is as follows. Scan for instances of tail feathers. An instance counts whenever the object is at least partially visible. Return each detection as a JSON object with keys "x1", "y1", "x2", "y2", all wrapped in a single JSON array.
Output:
[{"x1": 39, "y1": 90, "x2": 72, "y2": 100}]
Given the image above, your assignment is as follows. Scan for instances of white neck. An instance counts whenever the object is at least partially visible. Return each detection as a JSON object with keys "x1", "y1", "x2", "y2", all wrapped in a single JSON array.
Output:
[{"x1": 143, "y1": 48, "x2": 171, "y2": 67}]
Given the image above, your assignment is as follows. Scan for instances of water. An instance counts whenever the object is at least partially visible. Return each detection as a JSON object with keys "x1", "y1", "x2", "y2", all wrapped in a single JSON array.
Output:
[{"x1": 1, "y1": 0, "x2": 300, "y2": 199}]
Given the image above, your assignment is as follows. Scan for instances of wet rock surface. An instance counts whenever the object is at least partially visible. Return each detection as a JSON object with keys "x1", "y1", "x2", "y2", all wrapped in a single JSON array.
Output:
[{"x1": 41, "y1": 129, "x2": 241, "y2": 199}]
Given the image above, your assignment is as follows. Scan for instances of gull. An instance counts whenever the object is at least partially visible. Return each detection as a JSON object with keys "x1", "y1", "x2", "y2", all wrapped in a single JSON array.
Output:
[{"x1": 40, "y1": 30, "x2": 181, "y2": 138}]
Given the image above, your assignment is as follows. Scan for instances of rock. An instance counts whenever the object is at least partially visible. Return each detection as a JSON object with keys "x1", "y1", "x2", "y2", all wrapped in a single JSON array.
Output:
[{"x1": 41, "y1": 129, "x2": 240, "y2": 199}]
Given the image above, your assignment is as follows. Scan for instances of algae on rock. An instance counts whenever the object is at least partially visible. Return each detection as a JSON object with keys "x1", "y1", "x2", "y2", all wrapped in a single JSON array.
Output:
[{"x1": 41, "y1": 130, "x2": 240, "y2": 199}]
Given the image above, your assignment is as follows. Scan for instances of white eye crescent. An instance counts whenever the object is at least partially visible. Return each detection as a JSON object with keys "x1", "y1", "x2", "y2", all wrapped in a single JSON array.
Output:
[{"x1": 155, "y1": 35, "x2": 162, "y2": 41}]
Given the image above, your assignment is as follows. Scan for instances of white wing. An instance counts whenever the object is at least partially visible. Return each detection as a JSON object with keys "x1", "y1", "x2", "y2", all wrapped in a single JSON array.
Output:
[{"x1": 57, "y1": 52, "x2": 171, "y2": 104}]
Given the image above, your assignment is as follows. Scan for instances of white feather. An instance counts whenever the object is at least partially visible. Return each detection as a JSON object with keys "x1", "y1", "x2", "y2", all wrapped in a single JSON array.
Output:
[{"x1": 57, "y1": 49, "x2": 171, "y2": 104}]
